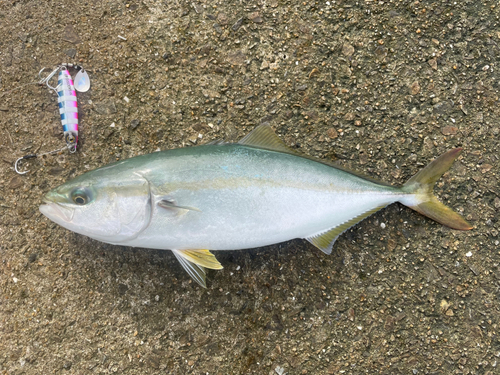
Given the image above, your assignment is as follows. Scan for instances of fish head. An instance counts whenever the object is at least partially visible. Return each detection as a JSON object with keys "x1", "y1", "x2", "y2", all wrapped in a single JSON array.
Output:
[{"x1": 39, "y1": 171, "x2": 152, "y2": 243}]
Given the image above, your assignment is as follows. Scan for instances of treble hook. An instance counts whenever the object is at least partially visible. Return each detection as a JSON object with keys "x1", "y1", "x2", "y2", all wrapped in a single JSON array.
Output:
[{"x1": 14, "y1": 154, "x2": 36, "y2": 175}]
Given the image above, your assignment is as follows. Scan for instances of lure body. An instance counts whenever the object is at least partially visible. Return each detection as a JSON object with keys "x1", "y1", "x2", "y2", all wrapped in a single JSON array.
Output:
[{"x1": 57, "y1": 69, "x2": 79, "y2": 151}]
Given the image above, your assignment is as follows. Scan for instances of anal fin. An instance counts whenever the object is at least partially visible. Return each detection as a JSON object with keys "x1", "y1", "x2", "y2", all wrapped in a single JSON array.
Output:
[
  {"x1": 172, "y1": 249, "x2": 223, "y2": 288},
  {"x1": 306, "y1": 205, "x2": 387, "y2": 255}
]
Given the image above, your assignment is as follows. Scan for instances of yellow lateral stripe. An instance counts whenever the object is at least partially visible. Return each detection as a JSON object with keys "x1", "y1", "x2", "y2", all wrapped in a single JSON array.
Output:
[{"x1": 178, "y1": 249, "x2": 223, "y2": 270}]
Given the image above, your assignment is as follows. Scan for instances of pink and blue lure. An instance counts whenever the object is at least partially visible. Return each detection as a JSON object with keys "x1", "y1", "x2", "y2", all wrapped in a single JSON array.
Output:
[
  {"x1": 57, "y1": 69, "x2": 79, "y2": 151},
  {"x1": 39, "y1": 64, "x2": 90, "y2": 152},
  {"x1": 14, "y1": 64, "x2": 90, "y2": 174}
]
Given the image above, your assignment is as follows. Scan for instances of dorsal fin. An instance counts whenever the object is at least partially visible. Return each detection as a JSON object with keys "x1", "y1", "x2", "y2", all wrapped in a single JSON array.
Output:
[{"x1": 238, "y1": 125, "x2": 299, "y2": 154}]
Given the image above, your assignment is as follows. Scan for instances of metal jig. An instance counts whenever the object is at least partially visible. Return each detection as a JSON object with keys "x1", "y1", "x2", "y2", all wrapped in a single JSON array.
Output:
[{"x1": 10, "y1": 63, "x2": 90, "y2": 174}]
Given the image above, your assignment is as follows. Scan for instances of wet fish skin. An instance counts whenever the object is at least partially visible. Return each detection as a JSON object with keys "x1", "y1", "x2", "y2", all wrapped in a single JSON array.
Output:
[{"x1": 40, "y1": 125, "x2": 472, "y2": 287}]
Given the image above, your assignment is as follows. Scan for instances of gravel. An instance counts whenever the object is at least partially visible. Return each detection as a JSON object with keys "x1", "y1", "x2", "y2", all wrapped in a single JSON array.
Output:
[{"x1": 0, "y1": 1, "x2": 499, "y2": 374}]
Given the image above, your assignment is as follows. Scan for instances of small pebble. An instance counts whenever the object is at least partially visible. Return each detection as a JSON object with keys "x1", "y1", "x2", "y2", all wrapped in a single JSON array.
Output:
[
  {"x1": 344, "y1": 113, "x2": 355, "y2": 121},
  {"x1": 480, "y1": 164, "x2": 493, "y2": 174},
  {"x1": 493, "y1": 197, "x2": 500, "y2": 209},
  {"x1": 249, "y1": 12, "x2": 262, "y2": 23},
  {"x1": 9, "y1": 176, "x2": 24, "y2": 189},
  {"x1": 64, "y1": 48, "x2": 77, "y2": 58},
  {"x1": 232, "y1": 18, "x2": 243, "y2": 31},
  {"x1": 130, "y1": 119, "x2": 140, "y2": 129},
  {"x1": 342, "y1": 43, "x2": 355, "y2": 57},
  {"x1": 428, "y1": 58, "x2": 438, "y2": 70},
  {"x1": 410, "y1": 81, "x2": 420, "y2": 95},
  {"x1": 440, "y1": 299, "x2": 450, "y2": 313},
  {"x1": 326, "y1": 128, "x2": 338, "y2": 139},
  {"x1": 441, "y1": 126, "x2": 458, "y2": 135},
  {"x1": 94, "y1": 99, "x2": 117, "y2": 115}
]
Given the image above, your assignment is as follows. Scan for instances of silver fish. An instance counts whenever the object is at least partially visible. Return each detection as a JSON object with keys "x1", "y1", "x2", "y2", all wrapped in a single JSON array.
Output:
[{"x1": 40, "y1": 125, "x2": 472, "y2": 287}]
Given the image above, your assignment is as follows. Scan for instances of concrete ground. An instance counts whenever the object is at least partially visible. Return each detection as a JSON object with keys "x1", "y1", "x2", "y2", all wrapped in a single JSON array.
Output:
[{"x1": 0, "y1": 0, "x2": 499, "y2": 374}]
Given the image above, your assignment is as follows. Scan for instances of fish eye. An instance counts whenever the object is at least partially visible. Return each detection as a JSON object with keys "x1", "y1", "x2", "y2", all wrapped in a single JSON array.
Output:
[{"x1": 71, "y1": 187, "x2": 92, "y2": 205}]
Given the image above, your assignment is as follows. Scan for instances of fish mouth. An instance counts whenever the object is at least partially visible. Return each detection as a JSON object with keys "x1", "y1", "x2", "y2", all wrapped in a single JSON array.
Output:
[{"x1": 39, "y1": 201, "x2": 75, "y2": 223}]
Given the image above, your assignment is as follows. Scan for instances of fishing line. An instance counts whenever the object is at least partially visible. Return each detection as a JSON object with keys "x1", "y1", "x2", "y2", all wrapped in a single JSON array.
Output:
[{"x1": 0, "y1": 81, "x2": 41, "y2": 98}]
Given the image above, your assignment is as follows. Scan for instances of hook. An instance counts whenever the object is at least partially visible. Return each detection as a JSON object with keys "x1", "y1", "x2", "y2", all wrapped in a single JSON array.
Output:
[
  {"x1": 14, "y1": 145, "x2": 71, "y2": 175},
  {"x1": 14, "y1": 154, "x2": 36, "y2": 175},
  {"x1": 38, "y1": 66, "x2": 60, "y2": 91}
]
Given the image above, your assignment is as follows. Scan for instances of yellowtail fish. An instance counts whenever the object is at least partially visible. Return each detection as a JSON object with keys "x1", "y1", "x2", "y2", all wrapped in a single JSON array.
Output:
[{"x1": 40, "y1": 125, "x2": 472, "y2": 287}]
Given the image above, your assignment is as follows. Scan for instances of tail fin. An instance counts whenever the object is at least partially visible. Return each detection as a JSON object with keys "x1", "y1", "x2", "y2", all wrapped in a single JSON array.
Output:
[{"x1": 401, "y1": 148, "x2": 472, "y2": 230}]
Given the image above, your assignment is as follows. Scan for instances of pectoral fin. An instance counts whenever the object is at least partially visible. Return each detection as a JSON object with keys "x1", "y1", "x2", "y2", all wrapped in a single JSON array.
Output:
[
  {"x1": 172, "y1": 249, "x2": 223, "y2": 288},
  {"x1": 158, "y1": 199, "x2": 201, "y2": 212},
  {"x1": 306, "y1": 205, "x2": 387, "y2": 254}
]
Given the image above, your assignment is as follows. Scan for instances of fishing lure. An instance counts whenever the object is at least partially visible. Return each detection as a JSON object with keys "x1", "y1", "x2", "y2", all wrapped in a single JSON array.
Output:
[
  {"x1": 13, "y1": 63, "x2": 90, "y2": 174},
  {"x1": 38, "y1": 63, "x2": 90, "y2": 152}
]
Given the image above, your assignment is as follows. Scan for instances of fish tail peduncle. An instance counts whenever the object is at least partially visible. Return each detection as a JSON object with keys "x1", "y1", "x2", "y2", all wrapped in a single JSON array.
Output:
[{"x1": 400, "y1": 148, "x2": 473, "y2": 230}]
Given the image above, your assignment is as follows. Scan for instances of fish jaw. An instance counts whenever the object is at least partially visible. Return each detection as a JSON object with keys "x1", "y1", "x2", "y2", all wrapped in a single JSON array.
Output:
[
  {"x1": 39, "y1": 188, "x2": 77, "y2": 225},
  {"x1": 39, "y1": 202, "x2": 75, "y2": 229}
]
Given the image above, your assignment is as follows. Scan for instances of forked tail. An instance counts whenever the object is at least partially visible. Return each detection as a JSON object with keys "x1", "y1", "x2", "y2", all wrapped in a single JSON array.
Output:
[{"x1": 401, "y1": 148, "x2": 472, "y2": 230}]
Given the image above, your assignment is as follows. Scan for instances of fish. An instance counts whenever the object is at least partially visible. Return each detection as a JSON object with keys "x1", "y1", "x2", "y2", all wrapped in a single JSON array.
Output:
[{"x1": 40, "y1": 125, "x2": 472, "y2": 287}]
